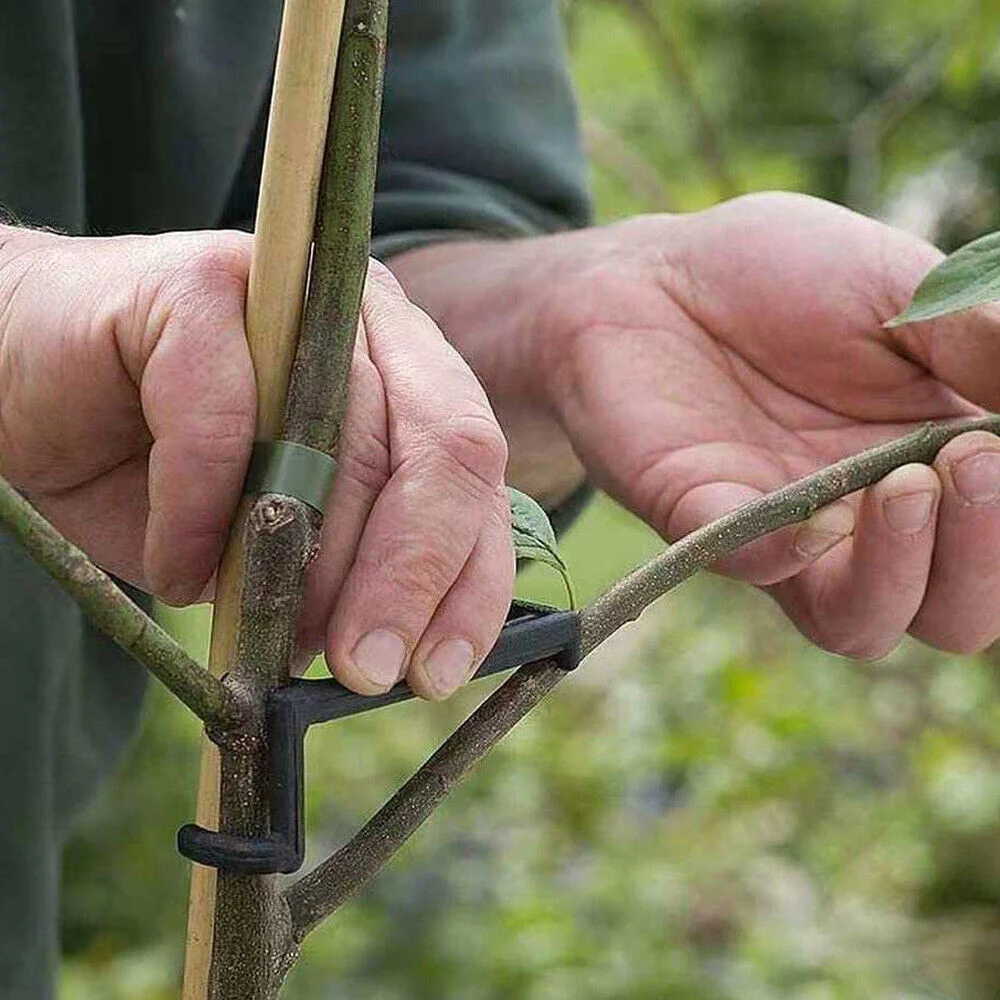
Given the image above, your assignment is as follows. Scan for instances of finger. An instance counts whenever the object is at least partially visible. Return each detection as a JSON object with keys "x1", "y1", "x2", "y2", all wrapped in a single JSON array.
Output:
[
  {"x1": 667, "y1": 480, "x2": 856, "y2": 586},
  {"x1": 909, "y1": 432, "x2": 1000, "y2": 652},
  {"x1": 140, "y1": 237, "x2": 256, "y2": 604},
  {"x1": 324, "y1": 417, "x2": 506, "y2": 694},
  {"x1": 880, "y1": 227, "x2": 1000, "y2": 413},
  {"x1": 770, "y1": 463, "x2": 939, "y2": 659},
  {"x1": 325, "y1": 264, "x2": 509, "y2": 695},
  {"x1": 298, "y1": 325, "x2": 389, "y2": 652},
  {"x1": 407, "y1": 490, "x2": 516, "y2": 701}
]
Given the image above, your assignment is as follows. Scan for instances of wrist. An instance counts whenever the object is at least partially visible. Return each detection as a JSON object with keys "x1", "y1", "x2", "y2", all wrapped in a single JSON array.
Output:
[{"x1": 387, "y1": 236, "x2": 586, "y2": 507}]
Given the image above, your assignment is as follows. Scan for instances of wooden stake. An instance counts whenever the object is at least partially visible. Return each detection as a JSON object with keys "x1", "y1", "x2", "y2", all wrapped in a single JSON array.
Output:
[{"x1": 181, "y1": 1, "x2": 346, "y2": 996}]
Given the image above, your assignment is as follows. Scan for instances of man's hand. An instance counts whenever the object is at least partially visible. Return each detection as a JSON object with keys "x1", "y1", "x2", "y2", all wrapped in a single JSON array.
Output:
[
  {"x1": 0, "y1": 227, "x2": 514, "y2": 699},
  {"x1": 392, "y1": 193, "x2": 1000, "y2": 660}
]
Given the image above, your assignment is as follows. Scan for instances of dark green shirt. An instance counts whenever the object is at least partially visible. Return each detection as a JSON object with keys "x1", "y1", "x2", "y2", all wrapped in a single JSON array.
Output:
[{"x1": 0, "y1": 1, "x2": 589, "y2": 996}]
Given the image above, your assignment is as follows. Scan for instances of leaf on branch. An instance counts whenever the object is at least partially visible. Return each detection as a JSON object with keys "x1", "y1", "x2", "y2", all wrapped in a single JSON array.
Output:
[
  {"x1": 887, "y1": 229, "x2": 1000, "y2": 327},
  {"x1": 507, "y1": 487, "x2": 577, "y2": 609}
]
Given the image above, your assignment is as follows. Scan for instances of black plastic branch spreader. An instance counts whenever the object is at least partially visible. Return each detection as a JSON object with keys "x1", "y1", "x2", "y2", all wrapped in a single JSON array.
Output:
[{"x1": 177, "y1": 601, "x2": 581, "y2": 875}]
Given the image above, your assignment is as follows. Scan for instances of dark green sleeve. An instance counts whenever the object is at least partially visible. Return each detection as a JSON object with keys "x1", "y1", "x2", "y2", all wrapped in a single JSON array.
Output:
[
  {"x1": 0, "y1": 535, "x2": 146, "y2": 999},
  {"x1": 370, "y1": 0, "x2": 593, "y2": 258}
]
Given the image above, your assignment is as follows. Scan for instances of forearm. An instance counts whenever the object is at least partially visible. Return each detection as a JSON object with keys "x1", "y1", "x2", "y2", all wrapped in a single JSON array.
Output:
[{"x1": 388, "y1": 238, "x2": 586, "y2": 507}]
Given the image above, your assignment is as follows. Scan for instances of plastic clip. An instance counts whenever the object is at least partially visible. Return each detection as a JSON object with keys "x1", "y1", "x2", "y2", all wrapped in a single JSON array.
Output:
[{"x1": 177, "y1": 601, "x2": 581, "y2": 874}]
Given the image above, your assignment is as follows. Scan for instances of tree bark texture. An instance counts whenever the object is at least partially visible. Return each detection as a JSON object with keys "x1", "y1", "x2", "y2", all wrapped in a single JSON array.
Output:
[{"x1": 208, "y1": 495, "x2": 321, "y2": 999}]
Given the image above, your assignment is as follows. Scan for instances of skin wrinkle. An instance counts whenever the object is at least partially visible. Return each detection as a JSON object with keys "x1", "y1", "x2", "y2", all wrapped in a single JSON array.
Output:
[
  {"x1": 363, "y1": 270, "x2": 507, "y2": 499},
  {"x1": 3, "y1": 333, "x2": 147, "y2": 494},
  {"x1": 557, "y1": 315, "x2": 806, "y2": 534},
  {"x1": 336, "y1": 418, "x2": 391, "y2": 497},
  {"x1": 0, "y1": 280, "x2": 28, "y2": 478},
  {"x1": 123, "y1": 233, "x2": 252, "y2": 381},
  {"x1": 423, "y1": 412, "x2": 509, "y2": 492}
]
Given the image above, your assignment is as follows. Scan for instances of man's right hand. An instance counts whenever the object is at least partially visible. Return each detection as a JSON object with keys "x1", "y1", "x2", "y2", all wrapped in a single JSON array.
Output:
[{"x1": 0, "y1": 227, "x2": 515, "y2": 701}]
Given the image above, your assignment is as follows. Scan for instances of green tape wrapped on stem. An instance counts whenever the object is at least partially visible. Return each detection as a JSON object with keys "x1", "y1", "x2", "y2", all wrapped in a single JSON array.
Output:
[{"x1": 245, "y1": 440, "x2": 338, "y2": 513}]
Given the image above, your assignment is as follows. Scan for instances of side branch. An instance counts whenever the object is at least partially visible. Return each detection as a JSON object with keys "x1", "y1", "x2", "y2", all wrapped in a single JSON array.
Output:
[
  {"x1": 0, "y1": 475, "x2": 246, "y2": 729},
  {"x1": 579, "y1": 415, "x2": 1000, "y2": 653},
  {"x1": 284, "y1": 414, "x2": 1000, "y2": 938},
  {"x1": 284, "y1": 660, "x2": 564, "y2": 939}
]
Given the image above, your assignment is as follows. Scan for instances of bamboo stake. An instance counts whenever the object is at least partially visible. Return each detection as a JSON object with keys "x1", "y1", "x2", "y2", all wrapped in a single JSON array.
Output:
[{"x1": 181, "y1": 1, "x2": 346, "y2": 995}]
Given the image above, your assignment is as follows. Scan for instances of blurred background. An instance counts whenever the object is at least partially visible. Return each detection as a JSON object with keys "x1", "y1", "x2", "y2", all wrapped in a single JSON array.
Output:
[{"x1": 61, "y1": 1, "x2": 1000, "y2": 997}]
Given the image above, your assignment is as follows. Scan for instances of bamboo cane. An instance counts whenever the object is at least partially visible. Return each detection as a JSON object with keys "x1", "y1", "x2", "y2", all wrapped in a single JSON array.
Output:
[{"x1": 181, "y1": 2, "x2": 347, "y2": 995}]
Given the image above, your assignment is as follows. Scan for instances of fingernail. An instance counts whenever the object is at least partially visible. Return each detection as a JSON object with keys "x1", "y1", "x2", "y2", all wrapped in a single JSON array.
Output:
[
  {"x1": 953, "y1": 451, "x2": 1000, "y2": 504},
  {"x1": 422, "y1": 639, "x2": 476, "y2": 698},
  {"x1": 794, "y1": 504, "x2": 855, "y2": 559},
  {"x1": 884, "y1": 491, "x2": 934, "y2": 535},
  {"x1": 352, "y1": 630, "x2": 407, "y2": 690}
]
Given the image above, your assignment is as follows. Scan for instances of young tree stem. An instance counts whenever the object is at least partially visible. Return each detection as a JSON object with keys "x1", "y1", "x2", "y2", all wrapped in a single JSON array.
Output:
[
  {"x1": 0, "y1": 475, "x2": 246, "y2": 730},
  {"x1": 283, "y1": 0, "x2": 387, "y2": 454},
  {"x1": 208, "y1": 1, "x2": 388, "y2": 995},
  {"x1": 283, "y1": 413, "x2": 1000, "y2": 940}
]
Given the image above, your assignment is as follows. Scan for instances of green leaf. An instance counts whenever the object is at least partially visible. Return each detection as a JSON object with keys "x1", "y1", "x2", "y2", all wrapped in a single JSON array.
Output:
[
  {"x1": 887, "y1": 230, "x2": 1000, "y2": 327},
  {"x1": 507, "y1": 487, "x2": 577, "y2": 609}
]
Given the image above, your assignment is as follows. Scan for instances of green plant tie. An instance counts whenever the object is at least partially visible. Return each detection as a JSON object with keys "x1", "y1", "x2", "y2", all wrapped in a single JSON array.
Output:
[{"x1": 244, "y1": 440, "x2": 338, "y2": 514}]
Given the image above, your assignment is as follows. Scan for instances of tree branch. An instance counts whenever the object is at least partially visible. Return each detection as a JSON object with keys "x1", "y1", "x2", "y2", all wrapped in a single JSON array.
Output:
[
  {"x1": 615, "y1": 0, "x2": 738, "y2": 200},
  {"x1": 577, "y1": 416, "x2": 1000, "y2": 652},
  {"x1": 209, "y1": 495, "x2": 320, "y2": 999},
  {"x1": 581, "y1": 115, "x2": 676, "y2": 212},
  {"x1": 283, "y1": 0, "x2": 387, "y2": 454},
  {"x1": 846, "y1": 10, "x2": 973, "y2": 212},
  {"x1": 284, "y1": 414, "x2": 1000, "y2": 939},
  {"x1": 0, "y1": 474, "x2": 246, "y2": 730}
]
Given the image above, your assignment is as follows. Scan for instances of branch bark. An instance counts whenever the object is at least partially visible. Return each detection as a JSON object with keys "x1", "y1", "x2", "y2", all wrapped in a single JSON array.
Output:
[
  {"x1": 284, "y1": 414, "x2": 1000, "y2": 939},
  {"x1": 579, "y1": 416, "x2": 1000, "y2": 653},
  {"x1": 182, "y1": 0, "x2": 350, "y2": 989},
  {"x1": 0, "y1": 475, "x2": 246, "y2": 730},
  {"x1": 283, "y1": 0, "x2": 387, "y2": 455},
  {"x1": 209, "y1": 496, "x2": 320, "y2": 999}
]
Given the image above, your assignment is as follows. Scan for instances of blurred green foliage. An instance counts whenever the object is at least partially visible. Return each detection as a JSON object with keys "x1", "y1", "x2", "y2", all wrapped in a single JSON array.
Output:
[{"x1": 61, "y1": 2, "x2": 1000, "y2": 998}]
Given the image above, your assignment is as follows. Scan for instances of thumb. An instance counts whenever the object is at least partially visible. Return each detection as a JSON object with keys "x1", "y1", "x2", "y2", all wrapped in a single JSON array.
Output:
[{"x1": 882, "y1": 226, "x2": 1000, "y2": 412}]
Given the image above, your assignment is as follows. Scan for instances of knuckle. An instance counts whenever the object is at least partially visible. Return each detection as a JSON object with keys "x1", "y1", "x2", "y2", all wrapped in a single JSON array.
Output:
[
  {"x1": 431, "y1": 413, "x2": 509, "y2": 494},
  {"x1": 185, "y1": 238, "x2": 251, "y2": 285},
  {"x1": 154, "y1": 236, "x2": 251, "y2": 315},
  {"x1": 375, "y1": 538, "x2": 461, "y2": 607},
  {"x1": 184, "y1": 408, "x2": 255, "y2": 467}
]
